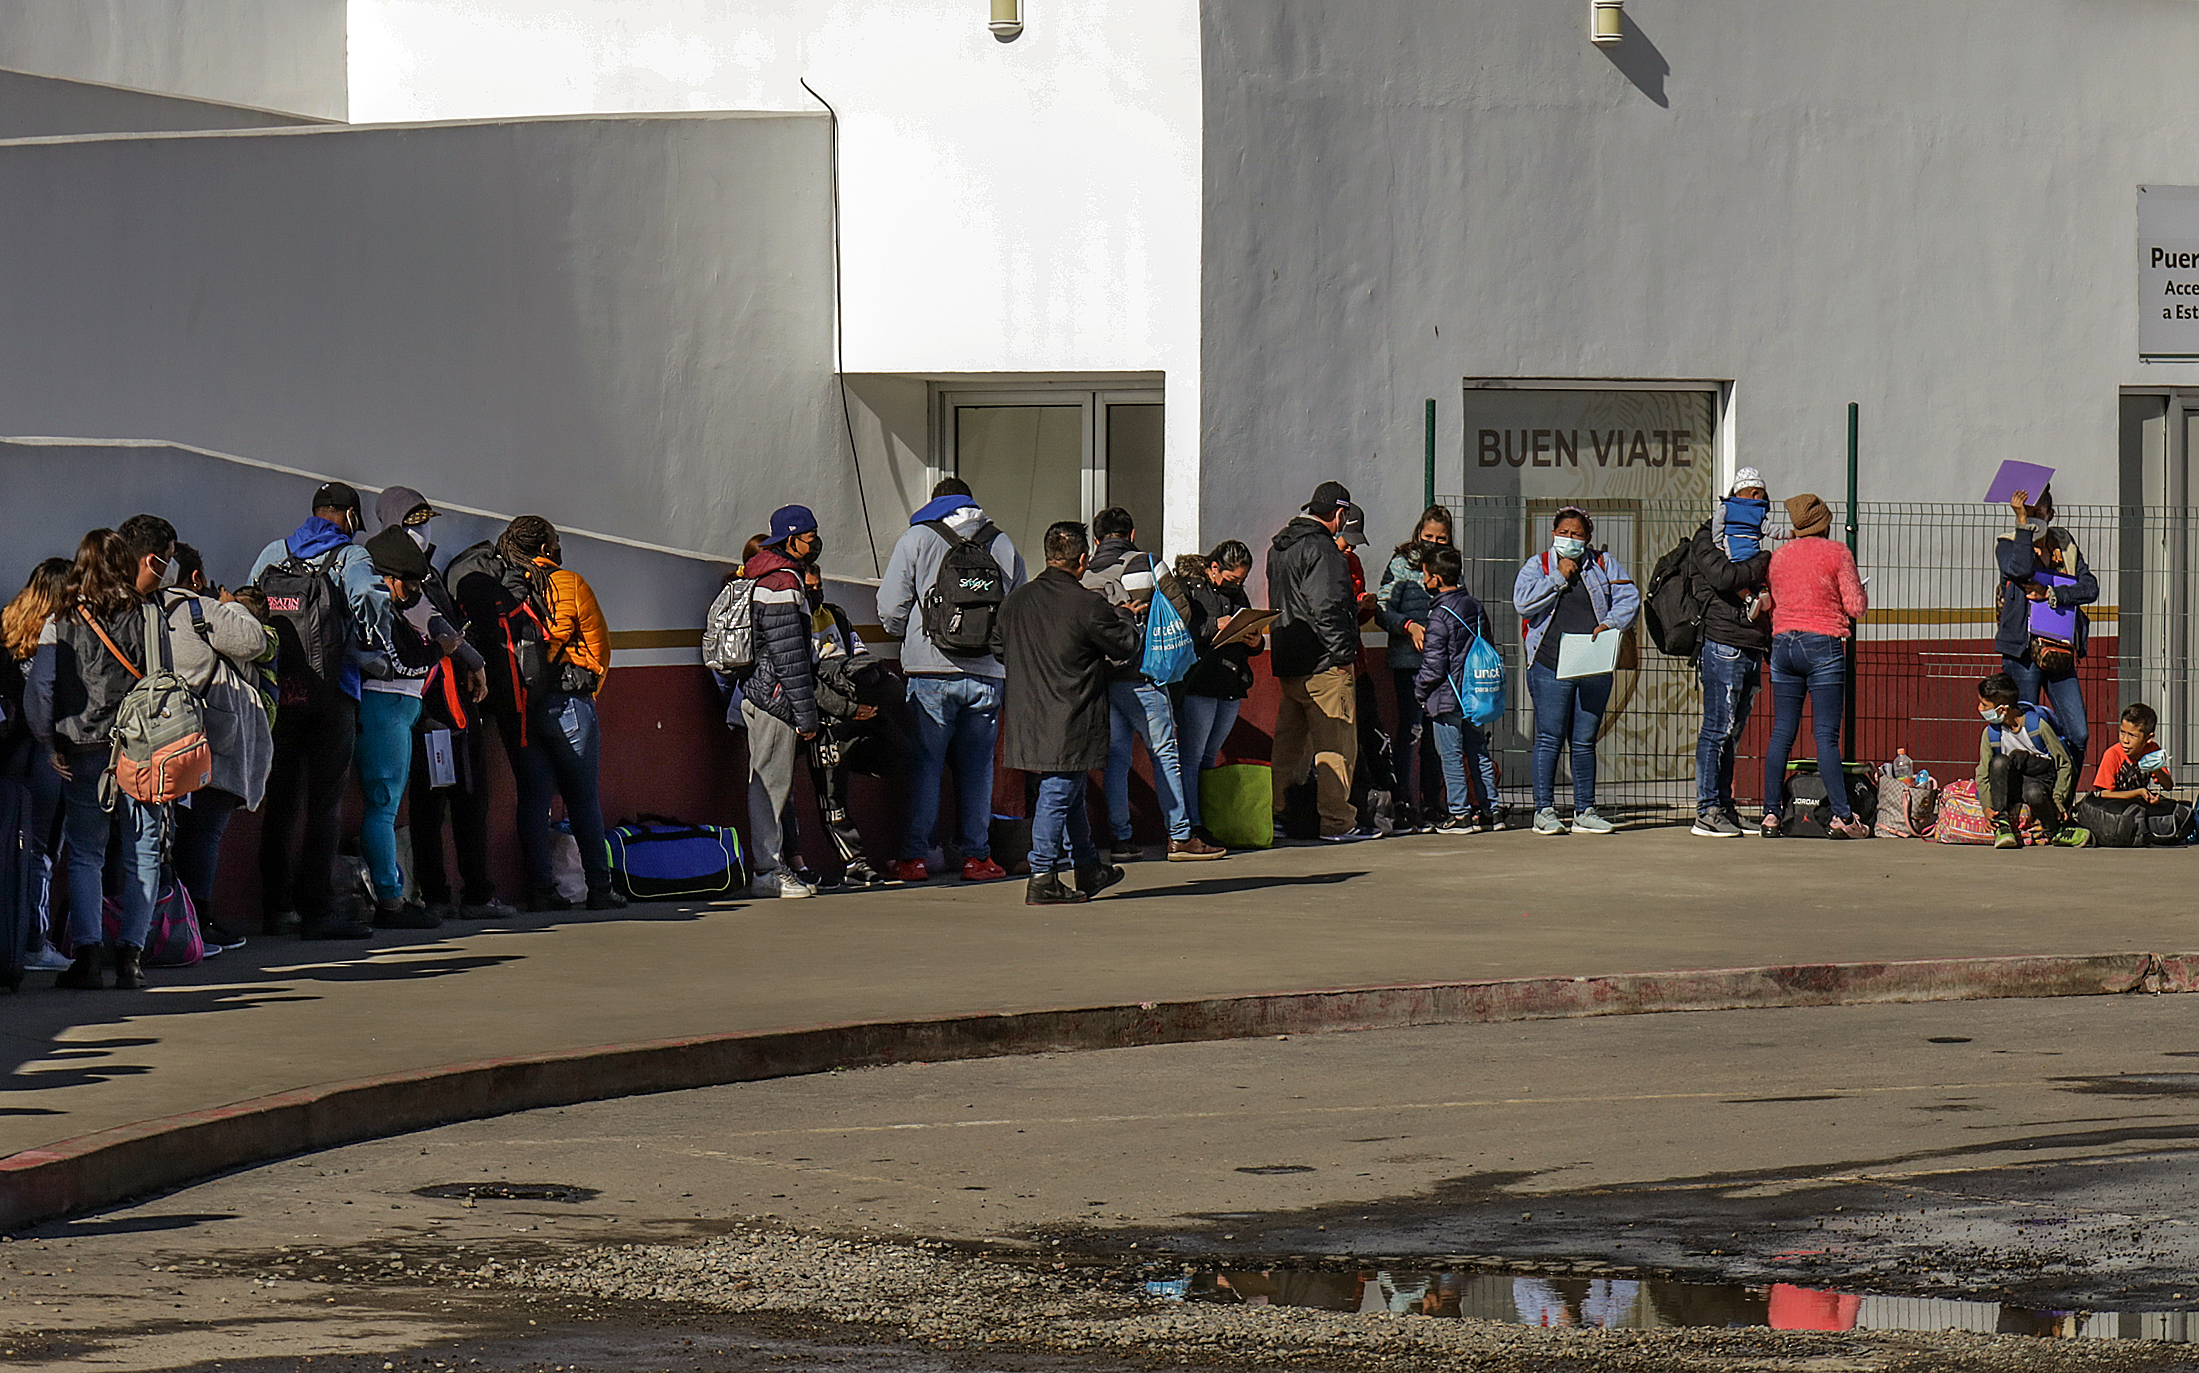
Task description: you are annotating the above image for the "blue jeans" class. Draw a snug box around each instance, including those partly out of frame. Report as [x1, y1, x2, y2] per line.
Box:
[1028, 772, 1100, 876]
[2003, 654, 2089, 771]
[1696, 640, 1763, 816]
[1527, 664, 1610, 812]
[499, 693, 611, 895]
[1765, 631, 1851, 820]
[1174, 694, 1242, 829]
[1428, 710, 1499, 817]
[1104, 678, 1189, 841]
[59, 759, 162, 949]
[358, 689, 425, 902]
[4, 737, 66, 950]
[173, 787, 242, 928]
[903, 675, 1001, 863]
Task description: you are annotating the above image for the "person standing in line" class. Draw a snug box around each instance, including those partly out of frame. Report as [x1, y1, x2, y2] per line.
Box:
[876, 477, 1025, 886]
[378, 488, 511, 922]
[1266, 481, 1364, 842]
[1172, 541, 1259, 847]
[1689, 470, 1775, 838]
[1086, 507, 1223, 862]
[1997, 486, 2098, 771]
[25, 520, 178, 989]
[1, 558, 75, 972]
[250, 482, 383, 939]
[162, 541, 279, 954]
[741, 505, 825, 899]
[1376, 506, 1453, 832]
[1413, 546, 1502, 833]
[356, 526, 492, 926]
[1514, 506, 1639, 836]
[1000, 521, 1141, 905]
[1760, 493, 1870, 839]
[801, 562, 892, 889]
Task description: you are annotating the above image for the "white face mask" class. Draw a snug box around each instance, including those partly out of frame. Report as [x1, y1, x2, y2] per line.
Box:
[1552, 535, 1588, 560]
[407, 521, 433, 552]
[155, 554, 179, 589]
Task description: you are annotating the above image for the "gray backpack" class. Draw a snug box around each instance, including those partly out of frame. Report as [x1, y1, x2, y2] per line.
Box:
[703, 577, 757, 674]
[82, 601, 212, 806]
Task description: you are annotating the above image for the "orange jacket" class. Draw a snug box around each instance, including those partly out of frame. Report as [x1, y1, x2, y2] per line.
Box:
[533, 558, 611, 682]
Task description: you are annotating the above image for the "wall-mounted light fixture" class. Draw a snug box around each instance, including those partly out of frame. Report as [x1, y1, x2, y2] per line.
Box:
[1591, 0, 1623, 45]
[990, 0, 1024, 42]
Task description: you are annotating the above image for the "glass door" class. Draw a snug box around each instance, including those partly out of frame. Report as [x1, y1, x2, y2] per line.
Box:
[940, 388, 1164, 563]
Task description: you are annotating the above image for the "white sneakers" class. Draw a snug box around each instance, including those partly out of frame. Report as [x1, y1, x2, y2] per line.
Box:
[752, 871, 816, 900]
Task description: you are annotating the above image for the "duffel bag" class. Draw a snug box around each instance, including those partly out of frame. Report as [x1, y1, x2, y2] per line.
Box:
[1933, 779, 1997, 845]
[2076, 796, 2194, 848]
[1781, 764, 1879, 839]
[94, 880, 204, 967]
[608, 816, 745, 901]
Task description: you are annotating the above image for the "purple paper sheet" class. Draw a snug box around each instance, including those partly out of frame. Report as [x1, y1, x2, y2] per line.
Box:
[1986, 460, 2056, 506]
[2028, 571, 2078, 642]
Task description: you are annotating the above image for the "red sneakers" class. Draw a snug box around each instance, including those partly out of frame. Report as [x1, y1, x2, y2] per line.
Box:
[890, 859, 929, 885]
[961, 857, 1009, 883]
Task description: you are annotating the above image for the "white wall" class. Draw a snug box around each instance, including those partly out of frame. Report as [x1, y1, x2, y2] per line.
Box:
[0, 67, 316, 138]
[0, 0, 345, 118]
[348, 0, 1208, 551]
[0, 114, 851, 572]
[1201, 0, 2199, 570]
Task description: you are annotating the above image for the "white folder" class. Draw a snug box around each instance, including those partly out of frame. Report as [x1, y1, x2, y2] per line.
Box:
[1555, 629, 1624, 680]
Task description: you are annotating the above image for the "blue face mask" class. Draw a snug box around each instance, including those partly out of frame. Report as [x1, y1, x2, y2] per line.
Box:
[1552, 535, 1588, 560]
[2141, 748, 2169, 772]
[1979, 703, 2004, 723]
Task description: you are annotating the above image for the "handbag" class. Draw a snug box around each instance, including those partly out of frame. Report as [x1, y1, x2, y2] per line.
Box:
[1933, 778, 1998, 845]
[1875, 772, 1938, 840]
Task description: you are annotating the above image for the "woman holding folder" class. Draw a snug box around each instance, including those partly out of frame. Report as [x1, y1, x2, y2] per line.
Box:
[1760, 494, 1870, 839]
[1514, 507, 1639, 836]
[1997, 486, 2097, 770]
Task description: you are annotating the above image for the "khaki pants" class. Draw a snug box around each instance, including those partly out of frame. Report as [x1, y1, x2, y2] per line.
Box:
[1271, 666, 1359, 836]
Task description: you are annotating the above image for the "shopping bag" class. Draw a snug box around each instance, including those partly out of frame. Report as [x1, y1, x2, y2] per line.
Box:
[1141, 589, 1196, 686]
[1200, 762, 1274, 850]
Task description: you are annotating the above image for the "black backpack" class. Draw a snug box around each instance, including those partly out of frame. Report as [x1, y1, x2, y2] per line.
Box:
[255, 550, 348, 684]
[1782, 767, 1880, 838]
[919, 520, 1008, 658]
[1645, 523, 1713, 659]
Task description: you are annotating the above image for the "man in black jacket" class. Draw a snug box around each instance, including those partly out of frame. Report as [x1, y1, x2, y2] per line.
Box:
[1265, 480, 1362, 840]
[1690, 469, 1775, 838]
[1001, 521, 1141, 905]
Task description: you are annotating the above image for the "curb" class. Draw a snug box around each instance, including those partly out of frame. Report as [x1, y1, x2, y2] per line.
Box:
[3, 950, 2189, 1232]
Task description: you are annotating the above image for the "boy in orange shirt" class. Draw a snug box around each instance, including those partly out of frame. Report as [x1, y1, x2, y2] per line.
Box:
[2077, 702, 2185, 846]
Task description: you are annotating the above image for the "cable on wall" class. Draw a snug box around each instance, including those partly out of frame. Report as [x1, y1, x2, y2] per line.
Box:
[801, 77, 882, 576]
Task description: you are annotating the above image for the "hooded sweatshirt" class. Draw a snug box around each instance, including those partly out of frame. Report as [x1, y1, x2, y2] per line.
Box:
[877, 496, 1029, 679]
[250, 515, 388, 700]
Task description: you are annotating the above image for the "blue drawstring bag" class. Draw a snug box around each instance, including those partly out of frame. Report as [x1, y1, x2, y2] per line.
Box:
[1444, 606, 1507, 727]
[1142, 588, 1196, 685]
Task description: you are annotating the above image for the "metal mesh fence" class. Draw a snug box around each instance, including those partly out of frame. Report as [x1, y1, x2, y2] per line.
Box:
[1428, 495, 2171, 821]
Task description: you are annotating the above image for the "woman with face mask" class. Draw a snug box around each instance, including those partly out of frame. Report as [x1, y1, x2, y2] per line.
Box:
[1512, 507, 1639, 836]
[1376, 506, 1454, 832]
[1172, 540, 1260, 846]
[1759, 494, 1870, 838]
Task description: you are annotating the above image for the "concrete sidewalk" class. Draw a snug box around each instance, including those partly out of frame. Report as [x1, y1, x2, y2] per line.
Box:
[5, 826, 2199, 1220]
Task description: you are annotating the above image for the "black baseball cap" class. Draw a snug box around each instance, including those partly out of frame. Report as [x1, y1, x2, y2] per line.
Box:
[312, 481, 362, 515]
[1303, 480, 1352, 516]
[364, 525, 432, 580]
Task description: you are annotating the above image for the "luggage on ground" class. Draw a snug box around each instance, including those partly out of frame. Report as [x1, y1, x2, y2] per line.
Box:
[0, 775, 35, 992]
[1200, 762, 1275, 851]
[607, 816, 746, 900]
[1875, 772, 1938, 840]
[99, 879, 204, 968]
[1781, 763, 1879, 838]
[1933, 778, 1997, 845]
[2076, 795, 2195, 848]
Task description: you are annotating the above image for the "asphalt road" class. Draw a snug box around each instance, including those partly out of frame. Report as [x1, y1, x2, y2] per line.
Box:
[14, 994, 2199, 1370]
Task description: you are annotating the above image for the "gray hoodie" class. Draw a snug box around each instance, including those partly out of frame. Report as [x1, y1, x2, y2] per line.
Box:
[877, 503, 1029, 679]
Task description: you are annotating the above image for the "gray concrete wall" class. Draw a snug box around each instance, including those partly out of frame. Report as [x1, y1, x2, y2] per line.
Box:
[1200, 0, 2199, 572]
[0, 0, 345, 118]
[0, 66, 316, 138]
[0, 113, 847, 575]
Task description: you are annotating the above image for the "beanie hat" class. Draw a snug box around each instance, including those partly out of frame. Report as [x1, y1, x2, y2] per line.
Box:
[1729, 467, 1766, 497]
[1785, 493, 1833, 538]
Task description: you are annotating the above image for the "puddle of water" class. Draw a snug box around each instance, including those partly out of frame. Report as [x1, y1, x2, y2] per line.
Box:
[1156, 1270, 2199, 1342]
[412, 1182, 601, 1203]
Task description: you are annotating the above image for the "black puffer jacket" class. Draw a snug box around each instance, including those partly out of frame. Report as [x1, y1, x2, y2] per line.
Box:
[1179, 571, 1256, 701]
[1688, 521, 1774, 655]
[28, 600, 152, 755]
[1266, 517, 1357, 678]
[741, 546, 819, 734]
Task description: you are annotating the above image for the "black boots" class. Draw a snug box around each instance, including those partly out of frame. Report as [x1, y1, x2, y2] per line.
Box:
[1024, 873, 1089, 906]
[1075, 863, 1127, 898]
[55, 946, 103, 990]
[585, 887, 629, 911]
[373, 899, 443, 930]
[111, 945, 145, 990]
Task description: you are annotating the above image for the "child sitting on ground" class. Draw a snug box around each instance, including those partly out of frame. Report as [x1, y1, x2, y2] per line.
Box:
[1412, 547, 1502, 833]
[2076, 702, 2184, 845]
[1976, 671, 2086, 848]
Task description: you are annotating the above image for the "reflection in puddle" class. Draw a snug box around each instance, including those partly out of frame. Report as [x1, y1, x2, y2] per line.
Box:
[1154, 1271, 2199, 1342]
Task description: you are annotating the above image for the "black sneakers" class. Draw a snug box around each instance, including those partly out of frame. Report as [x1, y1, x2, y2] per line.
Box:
[1025, 873, 1089, 905]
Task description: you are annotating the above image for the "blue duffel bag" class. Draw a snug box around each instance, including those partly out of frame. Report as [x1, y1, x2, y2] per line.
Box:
[607, 815, 746, 901]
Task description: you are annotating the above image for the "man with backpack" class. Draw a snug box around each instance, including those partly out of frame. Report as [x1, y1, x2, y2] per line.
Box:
[741, 505, 826, 899]
[249, 482, 386, 939]
[876, 478, 1027, 885]
[1083, 507, 1222, 862]
[1668, 470, 1776, 838]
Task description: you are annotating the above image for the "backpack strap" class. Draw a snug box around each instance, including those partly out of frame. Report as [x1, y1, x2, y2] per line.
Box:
[922, 518, 967, 549]
[79, 606, 147, 680]
[183, 598, 213, 642]
[144, 599, 174, 674]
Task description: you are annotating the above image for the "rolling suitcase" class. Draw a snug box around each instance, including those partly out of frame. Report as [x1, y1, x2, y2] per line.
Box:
[0, 775, 37, 992]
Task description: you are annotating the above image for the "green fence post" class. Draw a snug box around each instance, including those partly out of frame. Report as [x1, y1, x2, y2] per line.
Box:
[1424, 398, 1437, 510]
[1844, 401, 1860, 763]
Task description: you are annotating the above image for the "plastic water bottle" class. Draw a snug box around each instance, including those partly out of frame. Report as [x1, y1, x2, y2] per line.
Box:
[1894, 747, 1915, 779]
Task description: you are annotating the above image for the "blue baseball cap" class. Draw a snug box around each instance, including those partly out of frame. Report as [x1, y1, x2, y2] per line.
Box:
[768, 504, 819, 545]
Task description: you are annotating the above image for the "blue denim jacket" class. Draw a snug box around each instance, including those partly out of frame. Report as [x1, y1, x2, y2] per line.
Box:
[1514, 549, 1640, 666]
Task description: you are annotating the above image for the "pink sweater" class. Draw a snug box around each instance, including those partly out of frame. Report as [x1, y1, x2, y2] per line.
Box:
[1767, 536, 1867, 638]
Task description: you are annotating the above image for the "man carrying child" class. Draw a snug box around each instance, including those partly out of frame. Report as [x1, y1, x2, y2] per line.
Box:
[1976, 672, 2088, 849]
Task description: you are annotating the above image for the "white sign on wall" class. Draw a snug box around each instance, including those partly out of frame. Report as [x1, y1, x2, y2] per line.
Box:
[2139, 186, 2199, 361]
